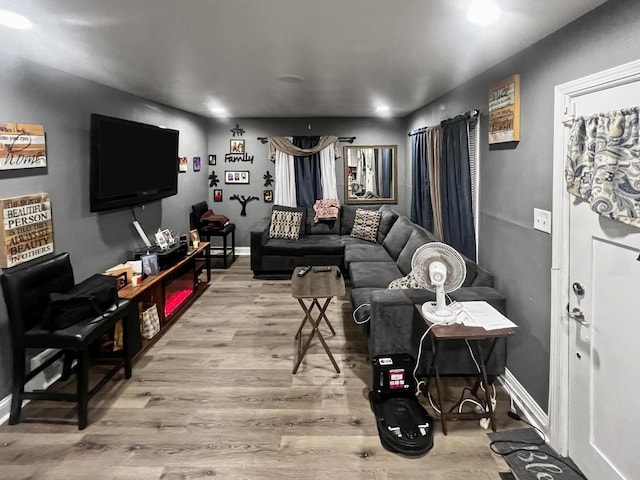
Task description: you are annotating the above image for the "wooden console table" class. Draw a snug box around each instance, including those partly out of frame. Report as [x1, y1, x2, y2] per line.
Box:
[118, 242, 210, 355]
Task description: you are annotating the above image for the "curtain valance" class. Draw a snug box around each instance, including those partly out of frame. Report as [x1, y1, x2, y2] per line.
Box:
[268, 136, 340, 161]
[565, 106, 640, 228]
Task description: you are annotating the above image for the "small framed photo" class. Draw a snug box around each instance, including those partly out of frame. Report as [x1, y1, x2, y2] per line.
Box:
[162, 228, 175, 245]
[189, 229, 200, 248]
[193, 156, 201, 172]
[213, 189, 223, 202]
[115, 272, 127, 290]
[208, 154, 216, 166]
[263, 190, 273, 203]
[155, 231, 168, 250]
[141, 253, 159, 276]
[225, 170, 250, 184]
[179, 156, 188, 172]
[230, 139, 245, 154]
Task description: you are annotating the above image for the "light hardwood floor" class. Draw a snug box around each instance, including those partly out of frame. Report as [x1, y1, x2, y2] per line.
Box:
[0, 257, 518, 479]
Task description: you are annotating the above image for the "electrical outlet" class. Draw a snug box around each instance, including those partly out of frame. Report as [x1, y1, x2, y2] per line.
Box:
[533, 208, 551, 234]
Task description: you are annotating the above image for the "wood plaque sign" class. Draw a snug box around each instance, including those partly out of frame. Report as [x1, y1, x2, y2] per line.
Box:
[0, 193, 54, 268]
[488, 74, 520, 144]
[0, 122, 47, 170]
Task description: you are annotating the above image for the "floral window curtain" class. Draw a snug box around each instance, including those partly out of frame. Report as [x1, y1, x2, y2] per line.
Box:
[565, 107, 640, 228]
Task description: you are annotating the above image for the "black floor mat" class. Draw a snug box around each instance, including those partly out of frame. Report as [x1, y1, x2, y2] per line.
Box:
[488, 428, 585, 480]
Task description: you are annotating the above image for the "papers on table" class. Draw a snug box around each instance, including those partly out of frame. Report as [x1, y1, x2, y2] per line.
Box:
[455, 301, 518, 330]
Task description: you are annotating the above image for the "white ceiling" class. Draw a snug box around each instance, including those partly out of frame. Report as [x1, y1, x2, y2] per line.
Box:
[0, 0, 608, 118]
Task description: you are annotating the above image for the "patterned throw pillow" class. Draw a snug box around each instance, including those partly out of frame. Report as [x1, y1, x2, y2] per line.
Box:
[269, 210, 303, 240]
[388, 272, 423, 289]
[351, 208, 381, 242]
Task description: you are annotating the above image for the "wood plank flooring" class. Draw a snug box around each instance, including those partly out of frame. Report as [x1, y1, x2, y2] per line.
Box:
[0, 257, 518, 479]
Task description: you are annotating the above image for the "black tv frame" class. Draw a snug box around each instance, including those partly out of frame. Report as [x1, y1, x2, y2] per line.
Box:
[89, 114, 179, 212]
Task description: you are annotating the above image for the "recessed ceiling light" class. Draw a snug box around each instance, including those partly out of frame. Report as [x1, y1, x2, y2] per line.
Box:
[467, 0, 501, 27]
[0, 9, 33, 30]
[375, 105, 392, 116]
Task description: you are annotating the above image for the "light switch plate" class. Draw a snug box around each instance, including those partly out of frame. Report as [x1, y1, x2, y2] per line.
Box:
[533, 208, 551, 233]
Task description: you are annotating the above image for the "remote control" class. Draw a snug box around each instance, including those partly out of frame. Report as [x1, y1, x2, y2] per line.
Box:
[297, 266, 312, 277]
[313, 266, 332, 273]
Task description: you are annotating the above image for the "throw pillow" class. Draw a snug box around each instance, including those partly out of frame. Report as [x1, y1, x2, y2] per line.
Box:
[351, 208, 381, 242]
[388, 272, 423, 289]
[269, 209, 303, 240]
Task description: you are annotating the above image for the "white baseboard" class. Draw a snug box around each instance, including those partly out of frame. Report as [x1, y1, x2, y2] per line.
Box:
[499, 368, 549, 439]
[236, 247, 250, 256]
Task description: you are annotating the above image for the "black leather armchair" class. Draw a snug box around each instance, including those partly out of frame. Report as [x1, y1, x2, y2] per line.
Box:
[0, 252, 137, 429]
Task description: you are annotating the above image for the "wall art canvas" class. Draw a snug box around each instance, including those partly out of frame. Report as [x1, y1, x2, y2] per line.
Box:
[489, 74, 520, 144]
[193, 156, 201, 171]
[0, 123, 47, 170]
[213, 189, 223, 202]
[263, 190, 273, 203]
[208, 154, 216, 165]
[179, 156, 188, 172]
[0, 193, 54, 268]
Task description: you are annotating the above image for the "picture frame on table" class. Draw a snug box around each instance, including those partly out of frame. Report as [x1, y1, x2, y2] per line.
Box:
[155, 231, 169, 250]
[225, 170, 250, 184]
[141, 253, 159, 276]
[189, 229, 200, 248]
[161, 228, 175, 246]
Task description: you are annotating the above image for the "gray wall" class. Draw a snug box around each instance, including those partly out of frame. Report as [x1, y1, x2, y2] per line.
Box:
[207, 117, 407, 247]
[405, 0, 640, 412]
[0, 52, 209, 399]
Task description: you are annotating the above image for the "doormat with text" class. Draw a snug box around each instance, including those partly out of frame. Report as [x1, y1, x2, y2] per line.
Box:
[488, 428, 585, 480]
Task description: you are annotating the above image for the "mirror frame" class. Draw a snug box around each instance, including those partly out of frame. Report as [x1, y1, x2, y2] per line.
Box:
[343, 145, 398, 204]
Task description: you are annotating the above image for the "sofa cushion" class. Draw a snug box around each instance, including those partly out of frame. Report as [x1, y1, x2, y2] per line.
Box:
[262, 234, 344, 256]
[305, 205, 340, 235]
[269, 209, 303, 240]
[377, 206, 400, 243]
[349, 261, 403, 289]
[343, 241, 394, 267]
[351, 208, 381, 242]
[381, 216, 415, 260]
[396, 228, 438, 275]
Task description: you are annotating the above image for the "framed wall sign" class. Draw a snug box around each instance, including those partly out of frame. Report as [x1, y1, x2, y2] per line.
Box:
[489, 74, 521, 144]
[0, 123, 47, 170]
[0, 193, 54, 268]
[225, 170, 249, 184]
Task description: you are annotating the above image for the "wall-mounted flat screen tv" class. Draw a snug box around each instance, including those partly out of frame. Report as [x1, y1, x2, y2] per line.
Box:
[90, 114, 179, 212]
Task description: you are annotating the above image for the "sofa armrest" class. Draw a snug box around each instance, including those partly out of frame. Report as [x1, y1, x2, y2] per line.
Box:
[250, 217, 271, 272]
[367, 287, 507, 376]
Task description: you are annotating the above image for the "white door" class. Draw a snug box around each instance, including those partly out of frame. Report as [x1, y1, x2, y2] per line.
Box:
[566, 82, 640, 480]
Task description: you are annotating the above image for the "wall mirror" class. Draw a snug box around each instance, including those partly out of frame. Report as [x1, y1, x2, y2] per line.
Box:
[344, 145, 397, 204]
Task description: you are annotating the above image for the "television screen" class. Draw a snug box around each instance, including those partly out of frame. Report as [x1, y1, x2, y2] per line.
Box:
[90, 114, 179, 212]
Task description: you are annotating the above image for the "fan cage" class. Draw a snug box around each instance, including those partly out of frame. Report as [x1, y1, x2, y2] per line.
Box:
[410, 242, 466, 292]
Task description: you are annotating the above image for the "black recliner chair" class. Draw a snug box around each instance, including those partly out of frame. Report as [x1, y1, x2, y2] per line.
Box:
[0, 252, 137, 429]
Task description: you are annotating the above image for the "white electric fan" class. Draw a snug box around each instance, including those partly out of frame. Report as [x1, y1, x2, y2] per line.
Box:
[411, 242, 467, 325]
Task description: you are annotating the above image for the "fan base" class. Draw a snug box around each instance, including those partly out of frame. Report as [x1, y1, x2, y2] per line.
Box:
[421, 302, 458, 325]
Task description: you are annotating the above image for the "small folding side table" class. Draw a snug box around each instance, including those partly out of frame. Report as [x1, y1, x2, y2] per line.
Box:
[291, 266, 345, 374]
[415, 304, 515, 435]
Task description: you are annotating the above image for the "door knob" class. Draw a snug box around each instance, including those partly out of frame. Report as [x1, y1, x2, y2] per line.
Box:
[569, 308, 589, 327]
[572, 282, 585, 296]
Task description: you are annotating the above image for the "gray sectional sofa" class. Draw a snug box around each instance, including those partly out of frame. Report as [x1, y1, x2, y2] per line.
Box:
[250, 204, 508, 376]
